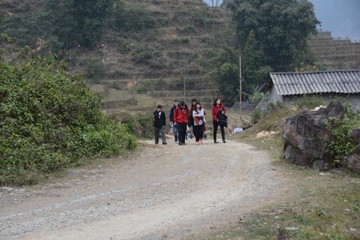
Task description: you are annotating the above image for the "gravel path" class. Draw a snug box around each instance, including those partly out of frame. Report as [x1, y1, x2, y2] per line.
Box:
[0, 139, 289, 239]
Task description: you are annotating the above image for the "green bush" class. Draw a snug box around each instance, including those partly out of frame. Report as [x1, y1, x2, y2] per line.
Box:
[82, 58, 107, 83]
[116, 37, 131, 54]
[327, 112, 360, 166]
[251, 109, 261, 124]
[0, 53, 136, 185]
[170, 37, 190, 45]
[0, 13, 45, 48]
[132, 79, 167, 93]
[297, 95, 325, 109]
[110, 113, 154, 139]
[112, 2, 155, 31]
[132, 47, 166, 69]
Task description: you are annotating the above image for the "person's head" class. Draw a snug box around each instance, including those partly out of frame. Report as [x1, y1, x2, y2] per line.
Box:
[192, 99, 197, 106]
[213, 98, 221, 106]
[180, 101, 187, 109]
[174, 99, 179, 107]
[196, 102, 202, 109]
[157, 104, 162, 111]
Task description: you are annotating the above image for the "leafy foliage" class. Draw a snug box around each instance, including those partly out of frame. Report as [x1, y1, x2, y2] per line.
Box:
[0, 12, 48, 48]
[0, 53, 136, 185]
[327, 112, 360, 166]
[296, 95, 325, 109]
[112, 1, 156, 31]
[227, 0, 319, 71]
[82, 58, 107, 84]
[47, 0, 113, 48]
[201, 46, 239, 104]
[110, 113, 154, 139]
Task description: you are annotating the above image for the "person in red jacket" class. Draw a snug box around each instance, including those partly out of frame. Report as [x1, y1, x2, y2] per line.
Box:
[174, 101, 189, 145]
[211, 98, 227, 143]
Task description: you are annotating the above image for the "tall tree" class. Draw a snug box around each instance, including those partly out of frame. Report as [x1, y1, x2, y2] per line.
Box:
[226, 0, 319, 72]
[202, 46, 239, 105]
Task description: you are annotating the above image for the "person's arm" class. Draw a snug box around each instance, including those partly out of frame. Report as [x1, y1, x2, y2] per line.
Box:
[193, 109, 204, 118]
[173, 108, 178, 125]
[169, 108, 173, 122]
[212, 107, 218, 122]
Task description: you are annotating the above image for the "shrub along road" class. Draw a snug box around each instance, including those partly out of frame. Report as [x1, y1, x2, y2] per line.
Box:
[0, 139, 291, 239]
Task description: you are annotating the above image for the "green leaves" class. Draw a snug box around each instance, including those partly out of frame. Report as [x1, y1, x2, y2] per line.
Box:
[227, 0, 319, 72]
[202, 47, 239, 104]
[0, 54, 136, 185]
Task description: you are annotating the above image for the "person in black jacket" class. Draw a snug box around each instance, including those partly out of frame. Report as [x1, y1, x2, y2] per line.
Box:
[153, 105, 167, 145]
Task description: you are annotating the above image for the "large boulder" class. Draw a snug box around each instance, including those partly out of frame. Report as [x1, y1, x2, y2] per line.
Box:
[341, 128, 360, 173]
[283, 101, 345, 170]
[348, 128, 360, 145]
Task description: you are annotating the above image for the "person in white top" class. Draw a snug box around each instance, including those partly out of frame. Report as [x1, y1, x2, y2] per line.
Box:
[192, 102, 205, 144]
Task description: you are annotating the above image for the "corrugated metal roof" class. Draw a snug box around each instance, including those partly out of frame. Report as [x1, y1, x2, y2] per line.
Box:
[270, 70, 360, 96]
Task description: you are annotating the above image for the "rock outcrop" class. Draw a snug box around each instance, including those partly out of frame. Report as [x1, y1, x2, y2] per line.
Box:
[341, 128, 360, 173]
[283, 101, 345, 170]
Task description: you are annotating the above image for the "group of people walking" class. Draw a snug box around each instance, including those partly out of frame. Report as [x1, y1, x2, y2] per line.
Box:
[153, 98, 227, 145]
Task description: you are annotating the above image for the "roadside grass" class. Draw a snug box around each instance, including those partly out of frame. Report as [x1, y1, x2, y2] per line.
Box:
[202, 107, 360, 240]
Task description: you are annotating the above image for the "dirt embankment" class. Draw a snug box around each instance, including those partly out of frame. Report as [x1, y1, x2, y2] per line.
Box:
[0, 140, 291, 240]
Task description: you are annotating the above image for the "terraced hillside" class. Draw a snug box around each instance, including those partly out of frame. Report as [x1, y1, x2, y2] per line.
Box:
[0, 0, 232, 112]
[74, 0, 233, 111]
[308, 31, 360, 70]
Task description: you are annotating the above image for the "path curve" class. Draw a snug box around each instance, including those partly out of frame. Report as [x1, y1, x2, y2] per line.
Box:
[0, 140, 288, 239]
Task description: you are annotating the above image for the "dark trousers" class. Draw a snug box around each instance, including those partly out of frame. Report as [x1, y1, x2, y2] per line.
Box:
[193, 125, 204, 142]
[154, 126, 166, 144]
[177, 123, 187, 143]
[213, 122, 225, 142]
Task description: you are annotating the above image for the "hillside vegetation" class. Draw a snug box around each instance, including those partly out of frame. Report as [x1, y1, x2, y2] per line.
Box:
[0, 52, 136, 185]
[0, 0, 233, 110]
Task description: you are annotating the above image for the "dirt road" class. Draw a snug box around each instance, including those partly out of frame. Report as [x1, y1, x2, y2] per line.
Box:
[0, 139, 290, 239]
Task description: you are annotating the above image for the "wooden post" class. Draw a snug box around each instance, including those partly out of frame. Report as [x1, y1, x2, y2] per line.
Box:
[239, 54, 242, 126]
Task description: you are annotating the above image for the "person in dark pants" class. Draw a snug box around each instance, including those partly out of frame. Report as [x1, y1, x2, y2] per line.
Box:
[174, 101, 189, 145]
[192, 102, 205, 144]
[169, 100, 179, 142]
[153, 105, 167, 145]
[211, 98, 227, 143]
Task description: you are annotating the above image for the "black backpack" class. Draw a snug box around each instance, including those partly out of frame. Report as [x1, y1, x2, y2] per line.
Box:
[217, 110, 228, 127]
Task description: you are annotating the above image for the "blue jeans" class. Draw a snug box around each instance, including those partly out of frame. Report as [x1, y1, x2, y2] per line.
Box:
[171, 123, 178, 141]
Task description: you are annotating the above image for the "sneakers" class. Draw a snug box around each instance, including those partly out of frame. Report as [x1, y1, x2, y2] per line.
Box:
[162, 142, 167, 145]
[199, 139, 204, 144]
[222, 140, 226, 143]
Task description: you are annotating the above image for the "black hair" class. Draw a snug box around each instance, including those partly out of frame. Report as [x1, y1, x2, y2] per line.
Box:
[195, 102, 202, 110]
[213, 98, 221, 106]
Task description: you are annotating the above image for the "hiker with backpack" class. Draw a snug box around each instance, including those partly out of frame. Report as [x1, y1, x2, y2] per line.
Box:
[174, 101, 189, 145]
[153, 104, 167, 145]
[212, 98, 227, 143]
[192, 101, 205, 144]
